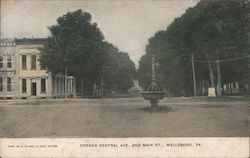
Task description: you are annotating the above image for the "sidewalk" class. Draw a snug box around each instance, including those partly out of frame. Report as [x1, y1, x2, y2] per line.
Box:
[0, 95, 248, 106]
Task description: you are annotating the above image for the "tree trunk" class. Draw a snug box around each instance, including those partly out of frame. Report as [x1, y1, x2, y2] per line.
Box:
[81, 77, 84, 97]
[93, 83, 96, 97]
[100, 77, 104, 98]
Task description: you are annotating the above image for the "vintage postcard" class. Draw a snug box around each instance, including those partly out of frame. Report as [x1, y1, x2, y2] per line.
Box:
[0, 0, 249, 157]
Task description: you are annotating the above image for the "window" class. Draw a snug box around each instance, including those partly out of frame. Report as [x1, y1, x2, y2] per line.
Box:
[40, 60, 45, 70]
[31, 55, 36, 70]
[0, 56, 3, 68]
[7, 55, 12, 68]
[22, 79, 27, 93]
[22, 55, 27, 70]
[41, 78, 46, 93]
[0, 77, 3, 92]
[7, 77, 11, 92]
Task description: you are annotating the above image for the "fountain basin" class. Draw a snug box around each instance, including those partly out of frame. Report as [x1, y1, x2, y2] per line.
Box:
[141, 91, 165, 101]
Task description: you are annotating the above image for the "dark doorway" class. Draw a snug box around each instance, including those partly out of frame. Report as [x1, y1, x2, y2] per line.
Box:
[31, 82, 37, 96]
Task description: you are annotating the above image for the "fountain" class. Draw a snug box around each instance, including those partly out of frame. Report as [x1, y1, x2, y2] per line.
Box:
[141, 54, 165, 109]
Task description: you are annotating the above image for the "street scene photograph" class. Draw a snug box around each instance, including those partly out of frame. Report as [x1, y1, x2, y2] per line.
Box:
[0, 0, 249, 138]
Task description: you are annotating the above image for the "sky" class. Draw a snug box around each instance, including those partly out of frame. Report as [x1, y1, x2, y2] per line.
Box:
[1, 0, 199, 66]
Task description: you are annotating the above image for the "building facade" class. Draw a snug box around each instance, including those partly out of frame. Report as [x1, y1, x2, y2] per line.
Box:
[0, 39, 18, 99]
[0, 38, 76, 99]
[15, 38, 53, 99]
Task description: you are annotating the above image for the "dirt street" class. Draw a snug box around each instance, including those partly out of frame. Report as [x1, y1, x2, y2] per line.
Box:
[0, 97, 248, 137]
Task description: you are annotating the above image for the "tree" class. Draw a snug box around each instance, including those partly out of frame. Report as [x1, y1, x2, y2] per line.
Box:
[41, 9, 135, 96]
[138, 0, 249, 96]
[41, 9, 103, 75]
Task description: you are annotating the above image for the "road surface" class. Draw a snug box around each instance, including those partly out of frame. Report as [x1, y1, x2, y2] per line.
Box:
[0, 97, 248, 137]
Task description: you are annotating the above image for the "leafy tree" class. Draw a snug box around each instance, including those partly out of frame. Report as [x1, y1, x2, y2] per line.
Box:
[138, 0, 249, 96]
[41, 9, 135, 96]
[41, 9, 103, 75]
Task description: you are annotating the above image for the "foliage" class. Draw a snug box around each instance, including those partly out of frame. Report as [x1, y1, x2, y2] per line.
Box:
[41, 9, 135, 95]
[138, 0, 249, 96]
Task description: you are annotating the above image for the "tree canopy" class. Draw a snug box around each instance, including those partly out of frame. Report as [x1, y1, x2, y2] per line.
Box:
[41, 9, 135, 96]
[138, 0, 249, 96]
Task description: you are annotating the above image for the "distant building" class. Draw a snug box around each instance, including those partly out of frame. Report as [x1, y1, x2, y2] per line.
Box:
[0, 39, 18, 99]
[0, 38, 76, 99]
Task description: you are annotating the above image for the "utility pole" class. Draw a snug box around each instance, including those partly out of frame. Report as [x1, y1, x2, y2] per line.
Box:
[247, 13, 250, 98]
[216, 51, 222, 96]
[191, 54, 197, 96]
[206, 54, 215, 88]
[248, 51, 250, 98]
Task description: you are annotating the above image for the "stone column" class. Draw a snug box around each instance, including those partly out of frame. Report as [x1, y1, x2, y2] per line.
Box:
[73, 78, 76, 98]
[54, 77, 57, 96]
[59, 77, 61, 96]
[62, 77, 64, 95]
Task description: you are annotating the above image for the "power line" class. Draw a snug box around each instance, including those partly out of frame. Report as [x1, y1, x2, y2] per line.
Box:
[219, 56, 250, 62]
[184, 55, 250, 63]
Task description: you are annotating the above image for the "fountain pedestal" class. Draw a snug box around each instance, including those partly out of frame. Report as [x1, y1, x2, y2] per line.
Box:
[150, 99, 158, 108]
[141, 54, 165, 109]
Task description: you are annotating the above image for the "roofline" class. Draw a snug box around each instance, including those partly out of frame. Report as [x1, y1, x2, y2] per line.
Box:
[14, 38, 47, 45]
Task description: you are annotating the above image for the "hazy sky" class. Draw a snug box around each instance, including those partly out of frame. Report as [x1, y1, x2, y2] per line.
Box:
[1, 0, 199, 65]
